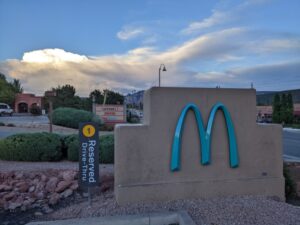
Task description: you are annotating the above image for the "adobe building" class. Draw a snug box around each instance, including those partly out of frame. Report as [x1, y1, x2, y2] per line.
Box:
[14, 93, 43, 113]
[257, 104, 300, 122]
[115, 87, 284, 204]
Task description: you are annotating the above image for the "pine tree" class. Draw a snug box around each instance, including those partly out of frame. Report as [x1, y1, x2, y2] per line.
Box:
[272, 94, 281, 123]
[280, 94, 288, 123]
[286, 93, 294, 124]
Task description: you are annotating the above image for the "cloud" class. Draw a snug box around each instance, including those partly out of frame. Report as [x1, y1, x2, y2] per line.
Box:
[22, 48, 88, 63]
[181, 0, 270, 35]
[0, 27, 299, 96]
[182, 10, 231, 35]
[194, 61, 300, 90]
[117, 26, 145, 40]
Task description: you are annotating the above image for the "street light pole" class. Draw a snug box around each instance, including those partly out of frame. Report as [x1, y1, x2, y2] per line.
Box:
[158, 64, 167, 87]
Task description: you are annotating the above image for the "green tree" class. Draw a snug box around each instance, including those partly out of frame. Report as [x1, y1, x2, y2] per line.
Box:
[89, 89, 124, 105]
[0, 73, 17, 106]
[104, 89, 124, 104]
[52, 84, 79, 109]
[286, 93, 294, 124]
[10, 79, 23, 93]
[272, 94, 281, 123]
[280, 94, 288, 123]
[90, 89, 104, 104]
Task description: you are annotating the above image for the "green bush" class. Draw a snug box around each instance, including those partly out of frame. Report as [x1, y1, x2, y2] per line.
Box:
[283, 164, 297, 198]
[65, 134, 114, 163]
[99, 135, 114, 163]
[0, 133, 62, 161]
[0, 122, 5, 126]
[52, 107, 101, 129]
[30, 105, 42, 115]
[64, 134, 79, 161]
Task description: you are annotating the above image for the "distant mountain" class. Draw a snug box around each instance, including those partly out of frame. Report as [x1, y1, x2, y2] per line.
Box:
[125, 90, 144, 107]
[125, 89, 300, 107]
[256, 89, 300, 105]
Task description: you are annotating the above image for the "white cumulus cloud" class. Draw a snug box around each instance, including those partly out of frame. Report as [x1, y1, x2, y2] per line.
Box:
[22, 48, 88, 63]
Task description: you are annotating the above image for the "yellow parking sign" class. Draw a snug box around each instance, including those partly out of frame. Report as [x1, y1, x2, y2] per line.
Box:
[82, 124, 96, 138]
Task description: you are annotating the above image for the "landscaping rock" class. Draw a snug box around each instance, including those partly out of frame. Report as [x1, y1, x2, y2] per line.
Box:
[35, 191, 45, 200]
[41, 174, 48, 182]
[61, 189, 73, 198]
[29, 186, 35, 193]
[3, 192, 16, 201]
[46, 177, 59, 193]
[55, 180, 72, 193]
[34, 211, 43, 216]
[0, 169, 83, 212]
[62, 170, 77, 182]
[8, 201, 22, 210]
[14, 172, 24, 180]
[0, 184, 12, 192]
[48, 193, 60, 205]
[42, 204, 54, 214]
[16, 182, 29, 192]
[69, 181, 79, 191]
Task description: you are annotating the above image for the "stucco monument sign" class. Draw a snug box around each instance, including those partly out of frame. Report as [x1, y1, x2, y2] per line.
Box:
[115, 87, 284, 204]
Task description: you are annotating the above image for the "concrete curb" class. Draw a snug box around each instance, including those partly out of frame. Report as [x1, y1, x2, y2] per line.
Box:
[26, 211, 196, 225]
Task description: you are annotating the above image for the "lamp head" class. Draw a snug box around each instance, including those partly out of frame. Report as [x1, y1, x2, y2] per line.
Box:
[162, 65, 167, 72]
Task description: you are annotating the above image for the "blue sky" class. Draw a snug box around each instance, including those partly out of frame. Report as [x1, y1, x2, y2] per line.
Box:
[0, 0, 299, 95]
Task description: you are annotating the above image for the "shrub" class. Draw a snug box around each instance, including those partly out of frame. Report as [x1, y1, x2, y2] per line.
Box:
[52, 107, 101, 129]
[283, 164, 297, 198]
[65, 134, 114, 163]
[0, 133, 62, 161]
[99, 135, 114, 163]
[30, 105, 42, 115]
[99, 124, 114, 131]
[0, 122, 5, 126]
[6, 123, 15, 127]
[64, 134, 79, 161]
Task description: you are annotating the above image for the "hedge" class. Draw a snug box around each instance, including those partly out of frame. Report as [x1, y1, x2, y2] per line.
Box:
[52, 107, 101, 129]
[64, 134, 114, 163]
[0, 133, 114, 164]
[0, 133, 62, 161]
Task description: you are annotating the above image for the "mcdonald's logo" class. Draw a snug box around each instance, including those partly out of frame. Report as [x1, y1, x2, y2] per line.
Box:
[171, 103, 239, 171]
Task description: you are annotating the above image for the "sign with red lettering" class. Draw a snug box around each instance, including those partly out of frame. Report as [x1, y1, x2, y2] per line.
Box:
[95, 105, 126, 123]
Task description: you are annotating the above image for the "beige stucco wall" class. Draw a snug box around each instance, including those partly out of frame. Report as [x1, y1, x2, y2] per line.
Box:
[115, 87, 284, 204]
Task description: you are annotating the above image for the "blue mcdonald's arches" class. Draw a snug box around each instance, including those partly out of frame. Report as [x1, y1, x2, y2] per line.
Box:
[171, 103, 239, 171]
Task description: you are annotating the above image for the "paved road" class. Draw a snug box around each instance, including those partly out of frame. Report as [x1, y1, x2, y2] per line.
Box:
[0, 114, 49, 126]
[283, 129, 300, 162]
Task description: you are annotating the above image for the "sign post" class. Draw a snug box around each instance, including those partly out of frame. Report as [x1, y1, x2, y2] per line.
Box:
[79, 122, 99, 206]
